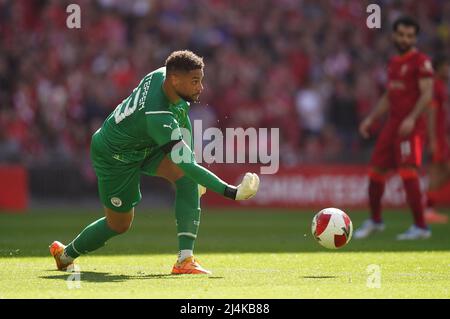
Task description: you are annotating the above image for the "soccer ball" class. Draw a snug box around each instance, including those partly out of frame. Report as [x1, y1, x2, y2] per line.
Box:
[311, 208, 353, 249]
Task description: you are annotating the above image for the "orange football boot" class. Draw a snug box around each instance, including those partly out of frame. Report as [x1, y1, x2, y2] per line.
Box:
[49, 241, 74, 271]
[425, 209, 449, 224]
[171, 256, 212, 275]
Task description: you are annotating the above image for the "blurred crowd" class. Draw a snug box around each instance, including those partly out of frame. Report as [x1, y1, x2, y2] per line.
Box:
[1, 0, 450, 177]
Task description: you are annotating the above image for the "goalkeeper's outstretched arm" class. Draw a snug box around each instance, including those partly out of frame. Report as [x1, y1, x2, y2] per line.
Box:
[162, 139, 259, 200]
[147, 113, 259, 200]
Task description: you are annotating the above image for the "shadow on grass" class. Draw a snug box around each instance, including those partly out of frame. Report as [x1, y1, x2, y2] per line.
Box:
[40, 271, 224, 283]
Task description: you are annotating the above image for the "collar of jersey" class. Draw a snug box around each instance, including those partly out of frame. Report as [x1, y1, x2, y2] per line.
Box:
[394, 48, 417, 63]
[159, 83, 190, 125]
[160, 83, 190, 113]
[168, 100, 190, 126]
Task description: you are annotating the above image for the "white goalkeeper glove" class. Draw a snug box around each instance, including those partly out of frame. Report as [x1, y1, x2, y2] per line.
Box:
[235, 172, 260, 200]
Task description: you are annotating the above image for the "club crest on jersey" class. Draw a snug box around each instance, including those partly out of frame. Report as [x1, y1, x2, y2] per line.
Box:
[423, 60, 433, 72]
[111, 197, 122, 207]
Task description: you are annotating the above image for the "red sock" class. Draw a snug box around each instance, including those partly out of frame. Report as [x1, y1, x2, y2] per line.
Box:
[426, 191, 437, 209]
[368, 171, 385, 223]
[400, 169, 427, 229]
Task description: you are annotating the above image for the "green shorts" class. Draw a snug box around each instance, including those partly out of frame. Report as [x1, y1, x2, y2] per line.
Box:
[90, 132, 166, 212]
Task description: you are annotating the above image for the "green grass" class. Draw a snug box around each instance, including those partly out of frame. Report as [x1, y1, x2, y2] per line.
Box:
[0, 208, 449, 298]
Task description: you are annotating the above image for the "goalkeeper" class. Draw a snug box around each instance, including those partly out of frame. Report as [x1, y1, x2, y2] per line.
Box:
[50, 50, 260, 275]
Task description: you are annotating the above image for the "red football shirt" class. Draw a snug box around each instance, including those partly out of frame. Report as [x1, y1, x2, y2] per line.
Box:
[387, 49, 434, 129]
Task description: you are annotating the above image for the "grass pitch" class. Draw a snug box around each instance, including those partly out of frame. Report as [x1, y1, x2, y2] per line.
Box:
[0, 208, 449, 298]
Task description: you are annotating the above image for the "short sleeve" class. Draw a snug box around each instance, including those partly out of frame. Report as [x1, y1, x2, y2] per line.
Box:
[146, 112, 183, 146]
[418, 55, 434, 78]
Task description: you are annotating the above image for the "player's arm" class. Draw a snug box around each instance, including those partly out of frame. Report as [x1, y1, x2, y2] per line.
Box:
[167, 139, 259, 200]
[408, 78, 434, 121]
[427, 99, 438, 153]
[359, 92, 389, 138]
[183, 117, 207, 197]
[147, 114, 259, 200]
[398, 78, 433, 137]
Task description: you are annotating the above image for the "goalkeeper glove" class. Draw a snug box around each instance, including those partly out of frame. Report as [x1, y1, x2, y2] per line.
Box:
[224, 172, 260, 200]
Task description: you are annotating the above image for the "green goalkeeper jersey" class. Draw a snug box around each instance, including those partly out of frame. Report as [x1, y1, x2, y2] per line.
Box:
[93, 67, 234, 199]
[98, 67, 189, 163]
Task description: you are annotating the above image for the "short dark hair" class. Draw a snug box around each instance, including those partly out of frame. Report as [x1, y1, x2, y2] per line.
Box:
[165, 50, 204, 73]
[393, 16, 420, 35]
[432, 53, 449, 71]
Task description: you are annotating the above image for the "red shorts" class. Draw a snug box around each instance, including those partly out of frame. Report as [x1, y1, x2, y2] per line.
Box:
[370, 120, 424, 169]
[432, 137, 450, 164]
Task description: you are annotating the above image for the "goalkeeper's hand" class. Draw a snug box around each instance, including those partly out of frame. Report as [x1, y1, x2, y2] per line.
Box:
[235, 172, 260, 200]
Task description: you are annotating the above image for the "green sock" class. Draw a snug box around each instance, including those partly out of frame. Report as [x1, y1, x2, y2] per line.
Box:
[65, 217, 120, 258]
[175, 176, 201, 251]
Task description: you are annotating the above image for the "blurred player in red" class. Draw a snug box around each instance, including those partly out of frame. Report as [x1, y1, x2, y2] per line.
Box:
[424, 54, 450, 224]
[355, 17, 434, 240]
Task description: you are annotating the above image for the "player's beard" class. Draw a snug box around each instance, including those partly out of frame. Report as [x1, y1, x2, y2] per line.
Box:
[394, 41, 413, 54]
[178, 92, 200, 103]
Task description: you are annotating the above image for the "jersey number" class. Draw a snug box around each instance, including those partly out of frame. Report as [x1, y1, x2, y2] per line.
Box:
[400, 141, 411, 157]
[114, 87, 142, 124]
